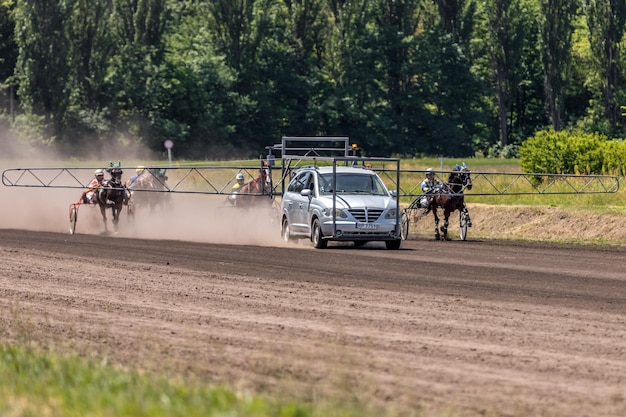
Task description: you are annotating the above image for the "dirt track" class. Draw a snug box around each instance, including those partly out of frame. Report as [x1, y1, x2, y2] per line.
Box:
[1, 222, 625, 417]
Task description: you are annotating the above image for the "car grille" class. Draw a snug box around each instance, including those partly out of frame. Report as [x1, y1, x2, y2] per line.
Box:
[348, 209, 383, 222]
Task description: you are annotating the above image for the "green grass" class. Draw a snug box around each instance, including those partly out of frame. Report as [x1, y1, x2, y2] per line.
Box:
[388, 157, 626, 210]
[0, 344, 392, 417]
[468, 192, 626, 210]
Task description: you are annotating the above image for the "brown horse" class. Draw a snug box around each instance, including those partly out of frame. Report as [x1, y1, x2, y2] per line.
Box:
[428, 164, 473, 241]
[96, 167, 129, 233]
[233, 170, 272, 209]
[227, 169, 273, 209]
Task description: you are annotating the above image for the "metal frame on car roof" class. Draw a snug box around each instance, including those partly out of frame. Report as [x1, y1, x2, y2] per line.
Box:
[268, 136, 401, 196]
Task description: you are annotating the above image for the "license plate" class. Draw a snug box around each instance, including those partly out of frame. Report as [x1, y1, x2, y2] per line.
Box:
[357, 222, 377, 230]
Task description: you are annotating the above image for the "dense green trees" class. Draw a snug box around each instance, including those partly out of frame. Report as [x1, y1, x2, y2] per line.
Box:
[583, 0, 626, 133]
[540, 0, 578, 131]
[14, 0, 70, 138]
[0, 2, 17, 109]
[1, 0, 626, 159]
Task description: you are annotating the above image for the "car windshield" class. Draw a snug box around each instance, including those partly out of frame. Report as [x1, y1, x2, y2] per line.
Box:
[319, 173, 388, 195]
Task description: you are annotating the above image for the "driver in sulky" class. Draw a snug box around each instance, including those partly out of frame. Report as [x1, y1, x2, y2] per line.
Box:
[81, 169, 106, 204]
[228, 173, 246, 205]
[419, 168, 442, 213]
[126, 166, 145, 187]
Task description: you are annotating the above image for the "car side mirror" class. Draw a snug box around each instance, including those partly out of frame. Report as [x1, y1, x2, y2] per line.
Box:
[390, 190, 397, 197]
[301, 189, 312, 198]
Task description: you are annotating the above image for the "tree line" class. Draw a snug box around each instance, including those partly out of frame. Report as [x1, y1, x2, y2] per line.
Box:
[0, 0, 625, 160]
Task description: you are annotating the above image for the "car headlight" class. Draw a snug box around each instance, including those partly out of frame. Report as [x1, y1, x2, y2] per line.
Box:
[385, 208, 397, 219]
[322, 208, 348, 218]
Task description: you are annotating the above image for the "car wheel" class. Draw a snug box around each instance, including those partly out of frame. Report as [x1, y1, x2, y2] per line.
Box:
[281, 217, 291, 242]
[311, 219, 327, 249]
[385, 239, 401, 250]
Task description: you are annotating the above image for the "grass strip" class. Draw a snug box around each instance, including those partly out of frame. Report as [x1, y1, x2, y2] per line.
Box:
[0, 344, 387, 417]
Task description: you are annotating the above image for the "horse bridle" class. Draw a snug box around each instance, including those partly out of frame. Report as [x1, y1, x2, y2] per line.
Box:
[441, 171, 471, 197]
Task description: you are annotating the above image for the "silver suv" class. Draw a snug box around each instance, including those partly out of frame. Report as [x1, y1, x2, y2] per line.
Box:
[280, 165, 401, 249]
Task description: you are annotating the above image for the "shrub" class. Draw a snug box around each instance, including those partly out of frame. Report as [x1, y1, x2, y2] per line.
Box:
[519, 129, 626, 174]
[602, 139, 626, 175]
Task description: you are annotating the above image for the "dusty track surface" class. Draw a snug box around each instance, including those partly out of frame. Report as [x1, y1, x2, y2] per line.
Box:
[1, 224, 625, 417]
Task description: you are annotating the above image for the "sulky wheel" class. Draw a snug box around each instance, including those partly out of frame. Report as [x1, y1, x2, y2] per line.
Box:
[400, 210, 410, 240]
[69, 205, 78, 235]
[459, 210, 468, 241]
[127, 199, 135, 217]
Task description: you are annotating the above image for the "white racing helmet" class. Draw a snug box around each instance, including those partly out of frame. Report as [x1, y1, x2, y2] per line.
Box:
[236, 173, 245, 180]
[94, 169, 104, 176]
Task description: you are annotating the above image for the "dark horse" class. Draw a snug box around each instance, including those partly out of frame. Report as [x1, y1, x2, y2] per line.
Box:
[428, 163, 473, 241]
[96, 167, 129, 233]
[127, 168, 171, 213]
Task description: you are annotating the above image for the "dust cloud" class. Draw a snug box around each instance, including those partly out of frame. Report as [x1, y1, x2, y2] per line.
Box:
[0, 155, 293, 248]
[0, 181, 291, 247]
[0, 122, 297, 247]
[119, 193, 288, 247]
